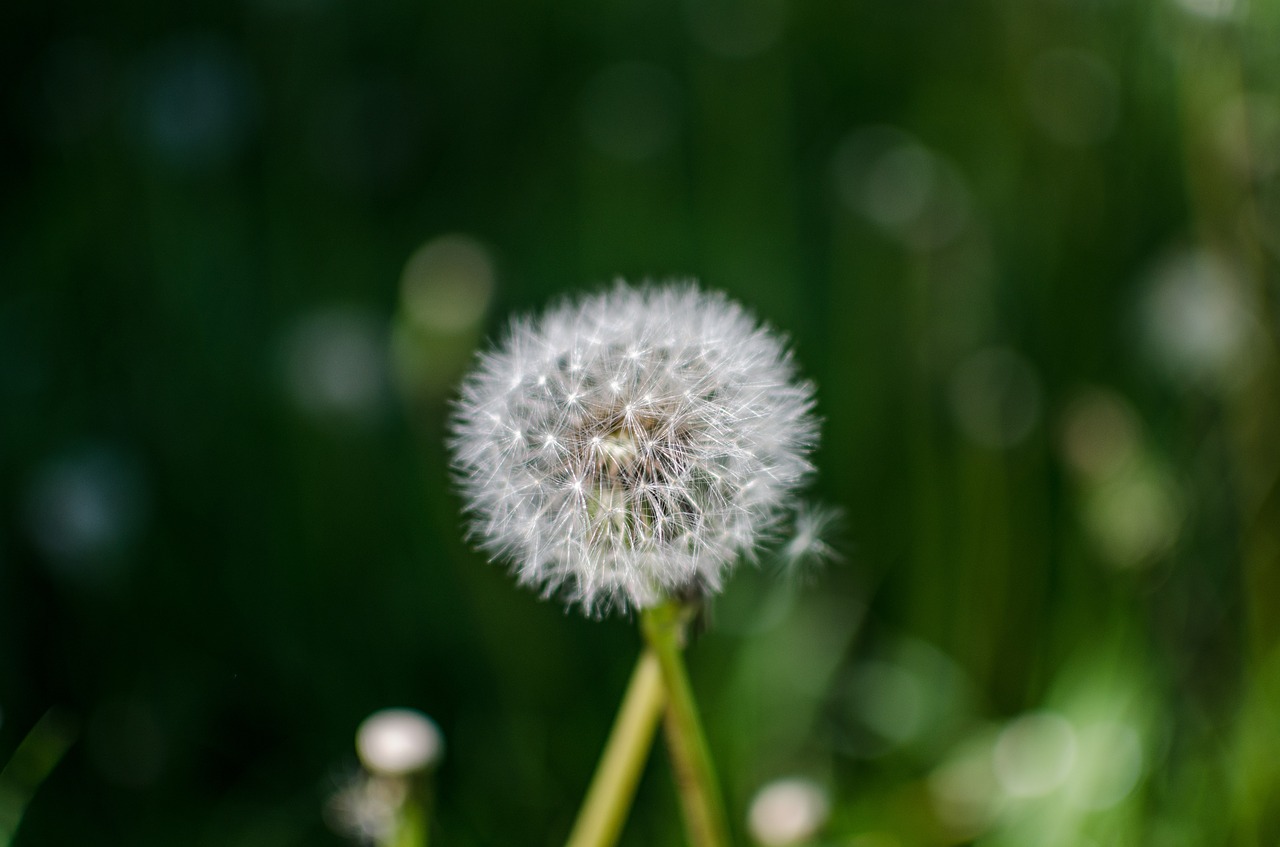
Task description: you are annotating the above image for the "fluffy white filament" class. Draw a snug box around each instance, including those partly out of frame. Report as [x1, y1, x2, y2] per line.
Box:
[449, 281, 818, 614]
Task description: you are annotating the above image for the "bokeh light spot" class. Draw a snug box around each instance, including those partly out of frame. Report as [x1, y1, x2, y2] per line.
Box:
[22, 445, 147, 583]
[279, 307, 387, 424]
[832, 127, 973, 250]
[1173, 0, 1240, 20]
[1059, 388, 1141, 480]
[928, 732, 1003, 838]
[993, 712, 1077, 798]
[126, 34, 257, 171]
[1084, 460, 1182, 567]
[947, 347, 1043, 449]
[1215, 93, 1280, 180]
[684, 0, 787, 58]
[850, 660, 925, 744]
[1025, 50, 1121, 147]
[580, 63, 681, 162]
[400, 234, 495, 334]
[1066, 721, 1143, 809]
[1140, 248, 1259, 390]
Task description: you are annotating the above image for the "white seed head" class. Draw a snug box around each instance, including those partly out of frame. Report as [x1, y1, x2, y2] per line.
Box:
[449, 280, 818, 614]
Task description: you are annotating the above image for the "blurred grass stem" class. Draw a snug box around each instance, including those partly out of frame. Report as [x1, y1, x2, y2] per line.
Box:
[565, 647, 667, 847]
[0, 709, 77, 847]
[640, 600, 730, 847]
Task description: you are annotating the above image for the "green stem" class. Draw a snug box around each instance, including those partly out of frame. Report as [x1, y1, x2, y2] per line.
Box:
[565, 647, 668, 847]
[640, 600, 731, 847]
[389, 790, 427, 847]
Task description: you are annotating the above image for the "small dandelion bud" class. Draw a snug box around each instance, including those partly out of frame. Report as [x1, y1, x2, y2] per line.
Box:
[355, 708, 444, 776]
[747, 777, 831, 846]
[449, 280, 818, 614]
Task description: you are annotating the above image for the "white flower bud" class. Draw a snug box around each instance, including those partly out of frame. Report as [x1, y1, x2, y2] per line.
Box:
[748, 777, 830, 846]
[355, 708, 444, 776]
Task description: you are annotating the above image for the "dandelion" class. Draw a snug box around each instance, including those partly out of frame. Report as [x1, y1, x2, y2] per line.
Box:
[450, 280, 818, 614]
[328, 709, 443, 847]
[451, 280, 821, 847]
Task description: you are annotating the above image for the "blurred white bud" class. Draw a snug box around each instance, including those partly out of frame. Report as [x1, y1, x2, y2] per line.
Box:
[356, 708, 444, 776]
[747, 777, 830, 846]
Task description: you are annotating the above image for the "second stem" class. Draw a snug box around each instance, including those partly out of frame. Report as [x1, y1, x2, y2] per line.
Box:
[640, 600, 731, 847]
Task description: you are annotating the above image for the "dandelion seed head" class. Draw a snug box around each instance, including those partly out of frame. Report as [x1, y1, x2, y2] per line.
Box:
[450, 281, 818, 614]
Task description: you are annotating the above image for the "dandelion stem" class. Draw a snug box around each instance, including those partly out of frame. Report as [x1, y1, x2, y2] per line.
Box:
[565, 647, 667, 847]
[640, 600, 731, 847]
[389, 792, 427, 847]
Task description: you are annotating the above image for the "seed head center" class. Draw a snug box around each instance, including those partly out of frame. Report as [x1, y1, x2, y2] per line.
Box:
[598, 428, 640, 479]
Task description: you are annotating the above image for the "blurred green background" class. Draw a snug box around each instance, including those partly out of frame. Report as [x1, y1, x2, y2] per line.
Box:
[3, 0, 1280, 844]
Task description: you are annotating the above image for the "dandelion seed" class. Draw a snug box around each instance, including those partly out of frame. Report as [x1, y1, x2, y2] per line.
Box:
[449, 281, 818, 614]
[780, 502, 842, 578]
